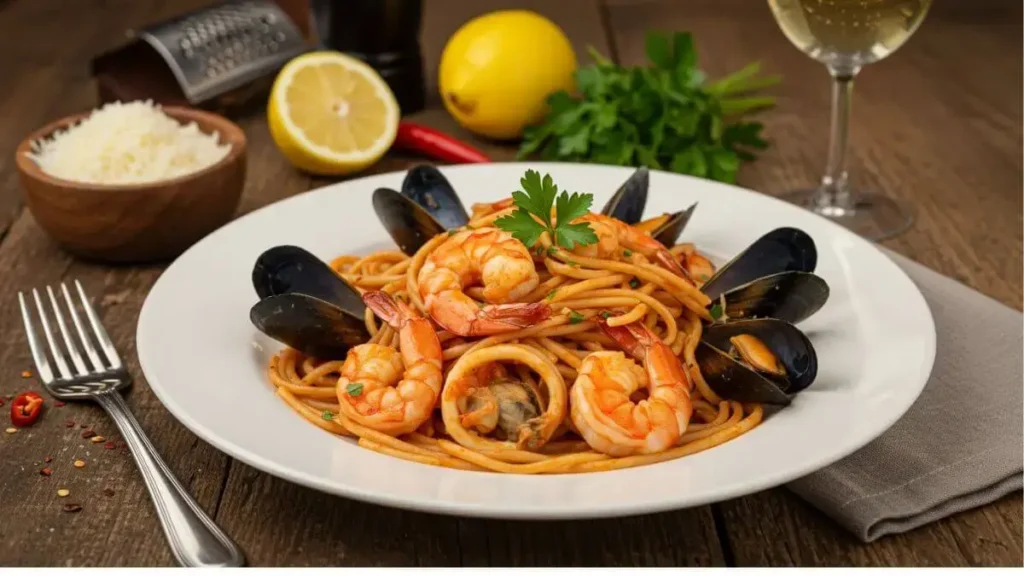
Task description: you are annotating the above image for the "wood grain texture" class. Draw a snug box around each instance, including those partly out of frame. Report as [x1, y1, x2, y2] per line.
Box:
[0, 0, 1019, 567]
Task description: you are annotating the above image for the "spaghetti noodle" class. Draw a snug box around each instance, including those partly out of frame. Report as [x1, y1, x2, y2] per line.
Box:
[265, 203, 763, 474]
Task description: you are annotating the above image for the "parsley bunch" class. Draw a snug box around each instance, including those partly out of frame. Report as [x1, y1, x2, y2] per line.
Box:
[495, 170, 598, 249]
[517, 31, 780, 184]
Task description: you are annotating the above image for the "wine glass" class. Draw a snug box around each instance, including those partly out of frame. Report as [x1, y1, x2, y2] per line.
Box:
[767, 0, 932, 241]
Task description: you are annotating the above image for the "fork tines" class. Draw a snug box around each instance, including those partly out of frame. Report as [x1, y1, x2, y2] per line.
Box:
[18, 280, 122, 383]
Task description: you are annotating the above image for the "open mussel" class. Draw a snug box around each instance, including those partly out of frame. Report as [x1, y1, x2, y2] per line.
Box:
[250, 245, 368, 359]
[400, 165, 470, 230]
[703, 228, 830, 325]
[372, 165, 471, 255]
[696, 318, 818, 405]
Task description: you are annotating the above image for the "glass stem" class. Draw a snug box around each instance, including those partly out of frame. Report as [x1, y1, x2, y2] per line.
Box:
[816, 65, 860, 210]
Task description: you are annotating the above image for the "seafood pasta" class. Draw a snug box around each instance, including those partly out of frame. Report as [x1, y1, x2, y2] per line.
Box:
[262, 184, 779, 474]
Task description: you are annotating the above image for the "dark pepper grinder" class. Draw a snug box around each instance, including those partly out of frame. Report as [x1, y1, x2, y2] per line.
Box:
[309, 0, 426, 115]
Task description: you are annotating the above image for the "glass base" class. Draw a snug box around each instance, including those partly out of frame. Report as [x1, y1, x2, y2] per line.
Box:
[779, 189, 913, 242]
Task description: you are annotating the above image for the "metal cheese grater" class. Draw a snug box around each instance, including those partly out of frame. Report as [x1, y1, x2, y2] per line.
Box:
[133, 0, 309, 105]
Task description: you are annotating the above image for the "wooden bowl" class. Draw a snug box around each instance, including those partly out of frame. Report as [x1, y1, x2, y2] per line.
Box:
[15, 106, 247, 263]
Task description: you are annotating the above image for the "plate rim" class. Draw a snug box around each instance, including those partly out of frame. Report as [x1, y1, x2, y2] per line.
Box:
[137, 161, 937, 519]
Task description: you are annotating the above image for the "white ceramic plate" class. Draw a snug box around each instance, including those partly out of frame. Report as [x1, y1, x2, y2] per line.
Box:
[137, 163, 935, 519]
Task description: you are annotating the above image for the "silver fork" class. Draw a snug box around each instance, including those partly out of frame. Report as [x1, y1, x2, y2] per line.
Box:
[18, 280, 245, 567]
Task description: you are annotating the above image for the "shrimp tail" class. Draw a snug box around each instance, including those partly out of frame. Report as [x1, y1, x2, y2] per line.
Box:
[485, 302, 551, 325]
[597, 317, 658, 362]
[654, 249, 689, 279]
[362, 291, 411, 328]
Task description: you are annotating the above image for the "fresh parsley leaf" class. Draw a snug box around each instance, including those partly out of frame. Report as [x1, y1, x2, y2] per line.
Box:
[547, 246, 558, 257]
[555, 191, 593, 228]
[546, 290, 558, 301]
[494, 209, 546, 248]
[568, 310, 585, 324]
[321, 411, 334, 421]
[623, 249, 633, 257]
[517, 31, 779, 184]
[345, 382, 364, 396]
[565, 260, 579, 267]
[599, 311, 613, 319]
[555, 223, 598, 251]
[629, 278, 641, 289]
[495, 170, 598, 250]
[709, 303, 723, 321]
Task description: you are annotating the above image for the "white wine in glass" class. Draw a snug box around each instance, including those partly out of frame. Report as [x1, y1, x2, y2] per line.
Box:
[767, 0, 932, 240]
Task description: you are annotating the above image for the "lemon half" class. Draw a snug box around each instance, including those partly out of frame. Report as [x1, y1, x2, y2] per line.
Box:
[269, 51, 400, 175]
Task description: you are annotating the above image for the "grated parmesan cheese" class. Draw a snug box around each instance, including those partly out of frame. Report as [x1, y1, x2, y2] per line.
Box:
[29, 100, 232, 185]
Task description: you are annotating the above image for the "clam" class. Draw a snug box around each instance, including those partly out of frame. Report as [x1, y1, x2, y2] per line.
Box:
[458, 377, 546, 446]
[249, 245, 368, 359]
[695, 318, 818, 405]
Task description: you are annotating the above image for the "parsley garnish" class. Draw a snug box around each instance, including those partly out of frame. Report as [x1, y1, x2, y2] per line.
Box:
[494, 170, 599, 250]
[547, 246, 558, 257]
[698, 274, 710, 282]
[321, 411, 334, 421]
[599, 311, 613, 319]
[546, 289, 558, 301]
[629, 278, 641, 289]
[345, 382, 364, 396]
[623, 250, 633, 257]
[516, 32, 778, 184]
[709, 303, 723, 321]
[568, 311, 585, 324]
[566, 260, 579, 267]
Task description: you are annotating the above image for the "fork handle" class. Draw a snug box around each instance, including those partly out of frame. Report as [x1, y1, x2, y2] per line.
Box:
[97, 392, 245, 567]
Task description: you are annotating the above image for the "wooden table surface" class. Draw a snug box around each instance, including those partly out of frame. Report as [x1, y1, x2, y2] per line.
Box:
[0, 0, 1020, 567]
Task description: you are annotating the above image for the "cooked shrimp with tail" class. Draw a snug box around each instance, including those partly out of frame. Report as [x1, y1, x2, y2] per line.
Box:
[418, 227, 550, 336]
[571, 319, 693, 456]
[570, 214, 688, 278]
[336, 291, 443, 436]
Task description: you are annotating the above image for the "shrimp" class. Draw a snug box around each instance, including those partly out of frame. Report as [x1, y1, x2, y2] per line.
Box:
[470, 198, 515, 219]
[336, 291, 443, 436]
[682, 252, 714, 286]
[418, 227, 551, 336]
[570, 319, 693, 456]
[571, 214, 688, 278]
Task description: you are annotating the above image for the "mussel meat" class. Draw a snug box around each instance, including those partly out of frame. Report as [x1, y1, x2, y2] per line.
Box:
[250, 245, 368, 359]
[695, 318, 818, 405]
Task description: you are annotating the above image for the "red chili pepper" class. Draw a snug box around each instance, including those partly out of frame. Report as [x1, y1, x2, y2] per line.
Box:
[10, 392, 44, 427]
[393, 122, 490, 164]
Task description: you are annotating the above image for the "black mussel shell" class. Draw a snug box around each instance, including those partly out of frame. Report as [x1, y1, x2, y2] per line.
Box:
[252, 245, 365, 316]
[715, 271, 830, 325]
[250, 293, 369, 359]
[702, 228, 818, 301]
[652, 203, 697, 246]
[373, 187, 448, 255]
[696, 318, 818, 405]
[400, 165, 470, 230]
[601, 167, 649, 224]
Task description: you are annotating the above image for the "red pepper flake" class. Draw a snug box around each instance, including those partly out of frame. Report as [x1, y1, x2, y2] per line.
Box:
[21, 370, 32, 378]
[54, 401, 66, 408]
[62, 503, 83, 513]
[40, 467, 52, 476]
[44, 456, 53, 463]
[103, 441, 116, 450]
[10, 392, 44, 427]
[65, 420, 76, 428]
[102, 488, 115, 497]
[81, 430, 96, 439]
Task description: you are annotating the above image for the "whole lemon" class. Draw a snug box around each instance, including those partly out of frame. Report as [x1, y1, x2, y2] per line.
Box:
[439, 10, 576, 140]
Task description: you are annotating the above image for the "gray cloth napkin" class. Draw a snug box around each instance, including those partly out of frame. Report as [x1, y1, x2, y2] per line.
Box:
[787, 248, 1024, 542]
